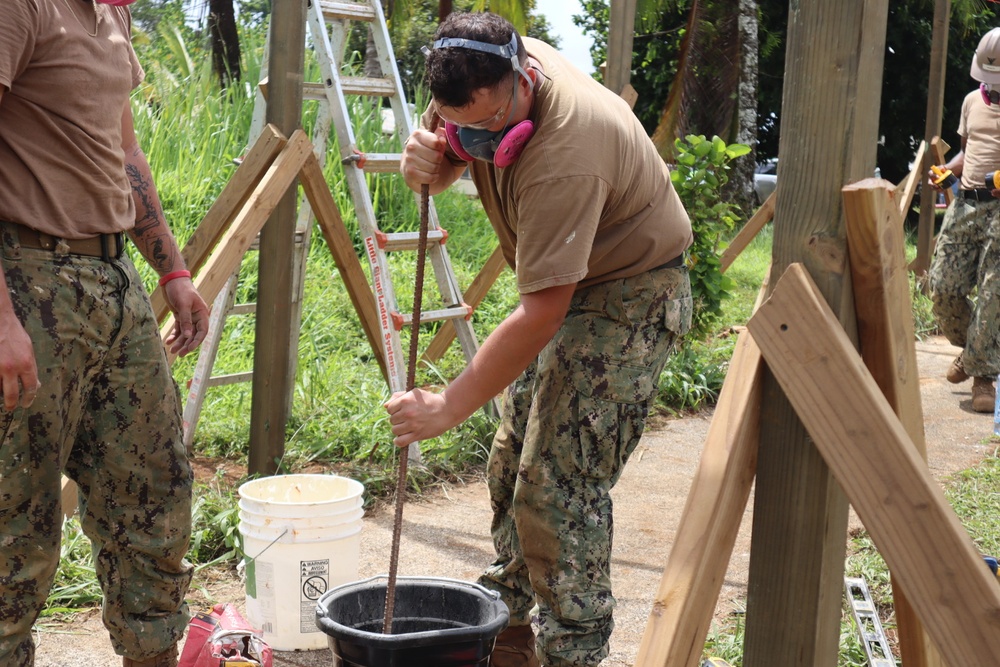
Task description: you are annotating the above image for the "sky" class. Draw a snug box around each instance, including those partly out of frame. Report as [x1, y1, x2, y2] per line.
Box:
[533, 0, 596, 75]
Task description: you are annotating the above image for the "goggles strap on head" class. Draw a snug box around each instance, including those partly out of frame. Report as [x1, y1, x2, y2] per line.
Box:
[430, 33, 531, 85]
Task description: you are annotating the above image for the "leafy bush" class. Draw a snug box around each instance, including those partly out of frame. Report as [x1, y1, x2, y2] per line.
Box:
[670, 135, 750, 340]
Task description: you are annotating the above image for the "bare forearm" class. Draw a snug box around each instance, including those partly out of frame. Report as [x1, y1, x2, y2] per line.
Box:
[122, 143, 185, 275]
[442, 306, 559, 420]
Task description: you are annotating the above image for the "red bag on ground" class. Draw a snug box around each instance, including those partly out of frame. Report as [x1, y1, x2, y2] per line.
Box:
[177, 603, 273, 667]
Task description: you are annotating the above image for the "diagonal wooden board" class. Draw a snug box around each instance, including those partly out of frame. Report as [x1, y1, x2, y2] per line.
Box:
[719, 191, 775, 274]
[299, 149, 388, 383]
[634, 328, 763, 667]
[843, 179, 943, 666]
[160, 129, 314, 364]
[150, 124, 286, 324]
[747, 263, 1000, 666]
[895, 139, 926, 219]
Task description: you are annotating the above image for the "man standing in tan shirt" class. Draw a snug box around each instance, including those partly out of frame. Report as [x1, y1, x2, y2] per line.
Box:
[0, 1, 208, 665]
[389, 12, 693, 667]
[929, 27, 1000, 413]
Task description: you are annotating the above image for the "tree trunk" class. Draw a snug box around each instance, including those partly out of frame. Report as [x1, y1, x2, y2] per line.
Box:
[726, 0, 758, 215]
[439, 0, 453, 23]
[364, 26, 381, 78]
[209, 0, 242, 88]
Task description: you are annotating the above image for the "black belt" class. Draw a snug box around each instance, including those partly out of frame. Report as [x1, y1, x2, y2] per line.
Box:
[653, 254, 685, 271]
[3, 221, 125, 261]
[958, 188, 996, 202]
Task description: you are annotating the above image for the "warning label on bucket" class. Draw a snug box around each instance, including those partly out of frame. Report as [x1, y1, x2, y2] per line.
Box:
[300, 559, 329, 633]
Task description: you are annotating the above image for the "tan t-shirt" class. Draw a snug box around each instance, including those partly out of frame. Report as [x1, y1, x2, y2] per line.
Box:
[432, 38, 692, 294]
[958, 88, 1000, 191]
[0, 0, 143, 238]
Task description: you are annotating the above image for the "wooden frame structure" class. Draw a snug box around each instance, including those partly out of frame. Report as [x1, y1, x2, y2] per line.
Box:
[152, 123, 384, 384]
[634, 179, 1000, 666]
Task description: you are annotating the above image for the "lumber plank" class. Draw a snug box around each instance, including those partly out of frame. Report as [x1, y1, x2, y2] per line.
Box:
[161, 130, 313, 364]
[747, 263, 1000, 667]
[299, 151, 389, 385]
[422, 246, 507, 364]
[844, 180, 926, 450]
[720, 191, 775, 273]
[150, 124, 286, 323]
[897, 140, 926, 220]
[634, 329, 763, 667]
[843, 180, 943, 667]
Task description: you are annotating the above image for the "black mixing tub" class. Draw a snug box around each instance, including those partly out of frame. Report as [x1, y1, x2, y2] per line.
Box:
[315, 575, 510, 667]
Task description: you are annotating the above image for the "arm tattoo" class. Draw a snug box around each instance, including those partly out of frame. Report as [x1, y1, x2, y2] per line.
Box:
[125, 154, 175, 272]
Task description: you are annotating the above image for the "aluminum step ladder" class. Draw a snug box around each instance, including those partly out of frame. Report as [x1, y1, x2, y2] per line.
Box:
[305, 0, 483, 398]
[182, 0, 487, 449]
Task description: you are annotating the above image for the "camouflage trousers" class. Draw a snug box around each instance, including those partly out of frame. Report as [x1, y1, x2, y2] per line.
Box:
[478, 265, 692, 667]
[0, 225, 193, 666]
[928, 197, 1000, 378]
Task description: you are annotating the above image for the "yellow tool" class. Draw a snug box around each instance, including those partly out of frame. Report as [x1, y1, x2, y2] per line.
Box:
[931, 164, 957, 189]
[985, 171, 1000, 190]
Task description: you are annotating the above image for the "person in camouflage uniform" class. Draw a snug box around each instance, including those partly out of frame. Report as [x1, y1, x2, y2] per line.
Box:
[389, 12, 693, 666]
[0, 1, 209, 665]
[929, 27, 1000, 413]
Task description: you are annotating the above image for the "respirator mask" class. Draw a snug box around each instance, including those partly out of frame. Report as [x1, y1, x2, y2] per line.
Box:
[427, 33, 536, 167]
[982, 82, 1000, 106]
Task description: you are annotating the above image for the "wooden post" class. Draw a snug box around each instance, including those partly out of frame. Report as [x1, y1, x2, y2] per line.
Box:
[742, 2, 888, 666]
[605, 0, 636, 96]
[748, 263, 1000, 666]
[249, 0, 305, 476]
[914, 0, 951, 276]
[843, 180, 944, 667]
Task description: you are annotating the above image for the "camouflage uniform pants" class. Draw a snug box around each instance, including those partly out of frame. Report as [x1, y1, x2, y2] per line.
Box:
[478, 265, 692, 667]
[0, 225, 193, 666]
[928, 197, 1000, 378]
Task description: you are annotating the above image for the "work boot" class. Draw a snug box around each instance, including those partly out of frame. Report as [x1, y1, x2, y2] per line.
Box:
[123, 645, 178, 667]
[947, 354, 970, 384]
[972, 376, 996, 413]
[491, 624, 541, 667]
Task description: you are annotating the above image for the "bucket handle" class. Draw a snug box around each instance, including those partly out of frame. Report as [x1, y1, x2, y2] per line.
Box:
[241, 526, 289, 565]
[357, 574, 503, 602]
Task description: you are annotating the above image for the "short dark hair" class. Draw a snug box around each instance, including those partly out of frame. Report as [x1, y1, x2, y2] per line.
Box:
[426, 12, 526, 109]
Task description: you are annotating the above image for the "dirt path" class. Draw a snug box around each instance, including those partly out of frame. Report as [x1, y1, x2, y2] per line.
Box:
[32, 336, 998, 666]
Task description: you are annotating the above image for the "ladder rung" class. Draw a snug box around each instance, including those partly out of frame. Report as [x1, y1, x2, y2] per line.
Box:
[317, 0, 376, 22]
[343, 153, 401, 173]
[229, 303, 256, 316]
[376, 229, 447, 252]
[342, 76, 397, 97]
[205, 371, 254, 388]
[392, 305, 472, 330]
[303, 78, 396, 100]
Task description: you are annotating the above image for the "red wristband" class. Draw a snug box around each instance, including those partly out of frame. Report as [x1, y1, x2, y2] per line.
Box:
[158, 269, 192, 287]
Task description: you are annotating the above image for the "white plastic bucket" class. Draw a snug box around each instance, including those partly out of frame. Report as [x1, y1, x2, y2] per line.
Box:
[238, 474, 364, 517]
[238, 474, 365, 651]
